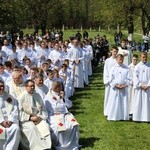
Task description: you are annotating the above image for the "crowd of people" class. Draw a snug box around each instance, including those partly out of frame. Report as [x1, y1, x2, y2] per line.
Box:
[103, 39, 150, 122]
[0, 30, 97, 150]
[1, 27, 149, 149]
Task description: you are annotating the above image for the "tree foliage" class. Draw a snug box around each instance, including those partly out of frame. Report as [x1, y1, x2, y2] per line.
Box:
[0, 0, 150, 34]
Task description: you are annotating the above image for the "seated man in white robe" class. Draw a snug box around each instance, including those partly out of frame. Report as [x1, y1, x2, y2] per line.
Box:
[26, 67, 38, 80]
[107, 54, 131, 121]
[44, 81, 80, 150]
[48, 42, 63, 69]
[17, 79, 51, 150]
[7, 71, 25, 99]
[59, 64, 72, 99]
[44, 69, 54, 90]
[34, 74, 49, 100]
[1, 39, 13, 59]
[0, 80, 20, 150]
[0, 63, 11, 91]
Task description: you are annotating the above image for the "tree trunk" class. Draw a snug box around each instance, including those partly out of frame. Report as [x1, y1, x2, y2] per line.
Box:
[141, 7, 146, 34]
[127, 6, 134, 34]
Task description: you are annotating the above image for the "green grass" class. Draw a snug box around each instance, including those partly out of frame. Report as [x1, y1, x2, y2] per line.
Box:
[22, 29, 143, 45]
[70, 65, 150, 150]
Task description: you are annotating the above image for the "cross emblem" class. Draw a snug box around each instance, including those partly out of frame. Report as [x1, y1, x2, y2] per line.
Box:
[58, 123, 63, 126]
[0, 128, 3, 134]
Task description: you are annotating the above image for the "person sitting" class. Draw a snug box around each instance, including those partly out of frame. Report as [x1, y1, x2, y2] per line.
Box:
[34, 74, 49, 100]
[17, 79, 51, 150]
[7, 71, 25, 99]
[0, 80, 20, 150]
[44, 69, 54, 90]
[44, 81, 80, 150]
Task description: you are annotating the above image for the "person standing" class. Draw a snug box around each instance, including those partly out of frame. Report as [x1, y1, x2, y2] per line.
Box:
[84, 39, 93, 76]
[133, 52, 150, 122]
[67, 38, 84, 88]
[75, 31, 82, 41]
[128, 54, 138, 117]
[83, 31, 88, 39]
[103, 47, 118, 116]
[107, 54, 131, 121]
[118, 39, 132, 66]
[142, 33, 149, 52]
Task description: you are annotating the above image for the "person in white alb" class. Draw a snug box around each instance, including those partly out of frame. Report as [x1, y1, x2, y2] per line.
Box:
[133, 52, 150, 122]
[48, 42, 63, 69]
[34, 74, 49, 100]
[0, 80, 20, 150]
[128, 54, 138, 117]
[67, 38, 84, 88]
[107, 54, 131, 121]
[44, 81, 80, 150]
[7, 71, 25, 99]
[103, 46, 118, 116]
[118, 39, 132, 66]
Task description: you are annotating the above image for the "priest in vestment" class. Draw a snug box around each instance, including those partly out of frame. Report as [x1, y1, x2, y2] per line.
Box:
[18, 80, 51, 150]
[0, 80, 20, 150]
[133, 52, 150, 122]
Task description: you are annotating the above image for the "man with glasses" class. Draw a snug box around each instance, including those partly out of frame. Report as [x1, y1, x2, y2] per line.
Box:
[17, 80, 51, 150]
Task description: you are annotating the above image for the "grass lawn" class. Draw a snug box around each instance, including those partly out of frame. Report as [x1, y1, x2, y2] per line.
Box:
[22, 28, 143, 44]
[70, 65, 150, 150]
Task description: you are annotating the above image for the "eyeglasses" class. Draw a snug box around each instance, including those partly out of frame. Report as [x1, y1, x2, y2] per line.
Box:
[27, 84, 35, 87]
[13, 77, 22, 80]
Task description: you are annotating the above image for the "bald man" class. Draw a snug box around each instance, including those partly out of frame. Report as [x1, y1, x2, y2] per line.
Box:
[7, 71, 25, 99]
